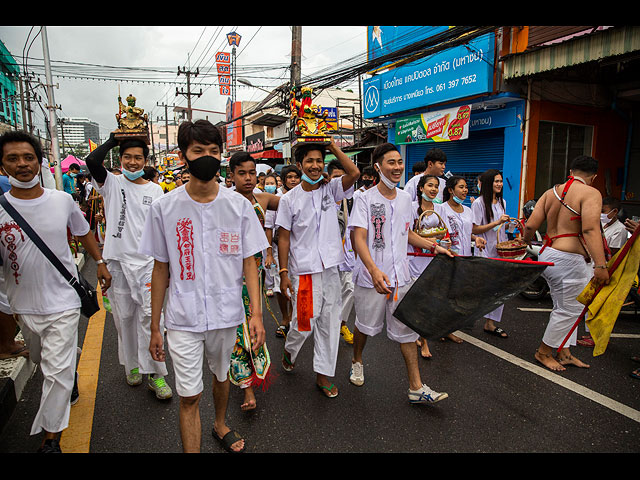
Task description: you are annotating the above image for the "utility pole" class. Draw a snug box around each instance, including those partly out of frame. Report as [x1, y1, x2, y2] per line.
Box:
[291, 26, 302, 89]
[156, 102, 171, 156]
[176, 67, 202, 121]
[41, 26, 63, 191]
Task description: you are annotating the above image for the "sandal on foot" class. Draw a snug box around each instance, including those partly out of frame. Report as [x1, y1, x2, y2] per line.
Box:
[316, 383, 338, 398]
[631, 368, 640, 380]
[282, 352, 294, 372]
[213, 428, 246, 453]
[484, 327, 508, 338]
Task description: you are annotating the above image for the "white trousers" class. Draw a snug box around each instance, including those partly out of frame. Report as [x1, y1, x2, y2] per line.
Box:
[354, 281, 419, 344]
[539, 247, 591, 348]
[285, 266, 341, 377]
[17, 309, 80, 435]
[264, 243, 281, 293]
[339, 270, 355, 323]
[108, 260, 167, 376]
[166, 326, 237, 397]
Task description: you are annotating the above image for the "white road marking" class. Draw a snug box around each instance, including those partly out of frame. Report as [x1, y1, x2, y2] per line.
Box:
[455, 331, 640, 423]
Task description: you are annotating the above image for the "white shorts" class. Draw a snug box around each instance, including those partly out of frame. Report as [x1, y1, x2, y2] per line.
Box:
[166, 326, 237, 398]
[354, 281, 419, 344]
[0, 270, 11, 315]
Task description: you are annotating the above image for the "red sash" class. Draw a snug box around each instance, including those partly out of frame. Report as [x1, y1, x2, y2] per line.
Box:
[296, 274, 313, 331]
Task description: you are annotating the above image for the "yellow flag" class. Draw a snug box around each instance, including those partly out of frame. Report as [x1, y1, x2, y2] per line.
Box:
[578, 235, 640, 356]
[89, 139, 98, 152]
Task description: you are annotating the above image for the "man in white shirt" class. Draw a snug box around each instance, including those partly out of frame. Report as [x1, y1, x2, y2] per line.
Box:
[276, 140, 359, 398]
[85, 133, 172, 400]
[403, 148, 447, 203]
[601, 196, 628, 255]
[143, 119, 268, 453]
[349, 143, 451, 405]
[0, 130, 111, 453]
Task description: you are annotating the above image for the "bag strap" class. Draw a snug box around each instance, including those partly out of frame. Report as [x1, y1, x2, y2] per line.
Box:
[0, 194, 85, 296]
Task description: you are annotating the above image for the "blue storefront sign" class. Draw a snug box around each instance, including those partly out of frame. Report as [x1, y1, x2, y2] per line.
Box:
[363, 32, 495, 119]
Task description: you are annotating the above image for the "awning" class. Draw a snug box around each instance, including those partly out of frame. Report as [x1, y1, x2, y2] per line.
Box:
[324, 150, 361, 162]
[503, 25, 640, 79]
[250, 149, 283, 160]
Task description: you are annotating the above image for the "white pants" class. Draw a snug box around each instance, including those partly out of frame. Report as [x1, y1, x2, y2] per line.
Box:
[108, 260, 167, 376]
[17, 309, 80, 435]
[354, 281, 419, 344]
[339, 270, 355, 323]
[264, 243, 281, 293]
[166, 326, 237, 397]
[539, 247, 591, 348]
[285, 266, 341, 377]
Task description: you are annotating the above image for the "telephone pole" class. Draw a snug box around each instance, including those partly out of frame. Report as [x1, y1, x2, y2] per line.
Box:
[291, 26, 302, 89]
[176, 67, 202, 121]
[41, 26, 63, 191]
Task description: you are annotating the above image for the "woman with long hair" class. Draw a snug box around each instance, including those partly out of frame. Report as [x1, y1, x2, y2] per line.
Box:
[441, 176, 486, 256]
[471, 169, 510, 338]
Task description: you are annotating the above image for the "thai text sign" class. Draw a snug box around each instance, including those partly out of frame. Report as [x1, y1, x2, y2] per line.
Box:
[395, 105, 470, 144]
[363, 33, 494, 119]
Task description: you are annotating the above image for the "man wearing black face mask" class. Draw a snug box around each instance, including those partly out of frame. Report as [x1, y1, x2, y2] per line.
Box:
[141, 119, 268, 453]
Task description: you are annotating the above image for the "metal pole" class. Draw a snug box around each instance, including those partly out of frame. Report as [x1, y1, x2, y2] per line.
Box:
[41, 26, 63, 191]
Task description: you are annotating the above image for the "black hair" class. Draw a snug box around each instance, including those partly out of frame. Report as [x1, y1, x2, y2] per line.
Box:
[119, 138, 149, 159]
[281, 164, 301, 190]
[177, 119, 223, 153]
[412, 161, 426, 175]
[424, 148, 447, 165]
[443, 175, 466, 203]
[327, 159, 345, 176]
[68, 163, 81, 171]
[570, 155, 598, 175]
[479, 169, 505, 224]
[371, 143, 399, 164]
[0, 130, 43, 165]
[229, 151, 256, 173]
[143, 166, 158, 180]
[361, 165, 378, 179]
[294, 142, 326, 164]
[602, 196, 620, 211]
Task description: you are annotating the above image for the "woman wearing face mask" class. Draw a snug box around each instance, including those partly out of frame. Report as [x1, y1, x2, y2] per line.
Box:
[441, 176, 486, 256]
[471, 169, 510, 338]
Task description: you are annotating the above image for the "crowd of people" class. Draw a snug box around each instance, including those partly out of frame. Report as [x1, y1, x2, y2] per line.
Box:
[0, 119, 636, 454]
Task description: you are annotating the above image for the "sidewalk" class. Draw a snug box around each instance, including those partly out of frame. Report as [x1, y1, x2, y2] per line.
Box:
[0, 253, 85, 434]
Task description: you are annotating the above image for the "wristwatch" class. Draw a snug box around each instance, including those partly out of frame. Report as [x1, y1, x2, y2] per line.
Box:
[96, 259, 105, 265]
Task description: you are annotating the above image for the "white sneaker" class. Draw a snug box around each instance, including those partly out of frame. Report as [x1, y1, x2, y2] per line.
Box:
[148, 375, 173, 400]
[408, 384, 448, 404]
[349, 361, 364, 386]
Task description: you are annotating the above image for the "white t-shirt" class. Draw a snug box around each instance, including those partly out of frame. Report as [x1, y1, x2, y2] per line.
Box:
[349, 186, 413, 288]
[97, 172, 164, 266]
[0, 189, 90, 315]
[471, 198, 508, 258]
[403, 173, 445, 204]
[408, 201, 444, 278]
[604, 219, 629, 249]
[440, 201, 474, 256]
[275, 177, 353, 276]
[139, 185, 268, 332]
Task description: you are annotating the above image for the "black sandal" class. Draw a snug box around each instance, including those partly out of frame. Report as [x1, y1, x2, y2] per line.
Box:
[484, 327, 508, 338]
[213, 428, 246, 453]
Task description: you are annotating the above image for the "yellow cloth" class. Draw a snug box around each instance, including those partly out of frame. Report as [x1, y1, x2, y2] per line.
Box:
[577, 236, 640, 356]
[160, 181, 176, 193]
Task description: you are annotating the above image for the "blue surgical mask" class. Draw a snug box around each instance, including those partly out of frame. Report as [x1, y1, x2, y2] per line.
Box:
[265, 185, 277, 194]
[421, 193, 434, 202]
[432, 197, 443, 204]
[69, 172, 77, 178]
[122, 168, 145, 181]
[301, 173, 323, 185]
[453, 195, 465, 205]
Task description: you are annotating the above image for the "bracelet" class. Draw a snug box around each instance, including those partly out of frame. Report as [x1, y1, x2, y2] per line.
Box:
[96, 259, 105, 265]
[594, 265, 607, 269]
[279, 268, 289, 274]
[429, 243, 436, 253]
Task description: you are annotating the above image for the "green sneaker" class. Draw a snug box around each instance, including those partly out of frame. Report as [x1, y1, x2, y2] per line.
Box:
[148, 375, 173, 400]
[126, 368, 142, 386]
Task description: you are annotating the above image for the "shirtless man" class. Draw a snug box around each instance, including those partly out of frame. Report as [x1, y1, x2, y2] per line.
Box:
[523, 155, 609, 371]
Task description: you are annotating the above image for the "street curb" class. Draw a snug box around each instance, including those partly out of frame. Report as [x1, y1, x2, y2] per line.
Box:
[0, 253, 85, 434]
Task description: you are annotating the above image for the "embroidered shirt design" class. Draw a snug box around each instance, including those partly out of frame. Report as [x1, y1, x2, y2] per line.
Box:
[176, 217, 195, 280]
[0, 221, 25, 284]
[370, 203, 386, 251]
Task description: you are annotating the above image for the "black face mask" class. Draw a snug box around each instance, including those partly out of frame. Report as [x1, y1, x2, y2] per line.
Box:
[359, 178, 374, 188]
[185, 154, 220, 182]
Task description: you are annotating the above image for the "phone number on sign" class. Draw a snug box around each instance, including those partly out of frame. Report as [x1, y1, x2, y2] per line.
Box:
[426, 74, 477, 95]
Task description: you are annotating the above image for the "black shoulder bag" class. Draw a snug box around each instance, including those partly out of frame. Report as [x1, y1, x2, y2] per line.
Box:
[0, 195, 100, 318]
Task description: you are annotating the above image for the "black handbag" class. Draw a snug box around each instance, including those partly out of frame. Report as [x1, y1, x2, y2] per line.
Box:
[0, 195, 100, 318]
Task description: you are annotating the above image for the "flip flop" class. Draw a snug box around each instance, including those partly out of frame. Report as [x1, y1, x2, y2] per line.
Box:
[0, 345, 29, 360]
[484, 327, 508, 338]
[316, 383, 338, 398]
[630, 368, 640, 380]
[212, 428, 246, 453]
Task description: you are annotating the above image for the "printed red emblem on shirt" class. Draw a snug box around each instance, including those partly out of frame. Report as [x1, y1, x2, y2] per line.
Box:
[176, 218, 195, 280]
[0, 222, 25, 284]
[219, 231, 240, 255]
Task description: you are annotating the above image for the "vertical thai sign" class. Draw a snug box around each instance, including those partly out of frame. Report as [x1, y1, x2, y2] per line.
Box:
[226, 97, 242, 147]
[216, 51, 231, 96]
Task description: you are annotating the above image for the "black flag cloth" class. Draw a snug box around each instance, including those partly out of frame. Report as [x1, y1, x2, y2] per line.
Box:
[394, 254, 551, 340]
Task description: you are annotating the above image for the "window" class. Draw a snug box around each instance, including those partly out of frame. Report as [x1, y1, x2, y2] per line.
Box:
[534, 121, 593, 198]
